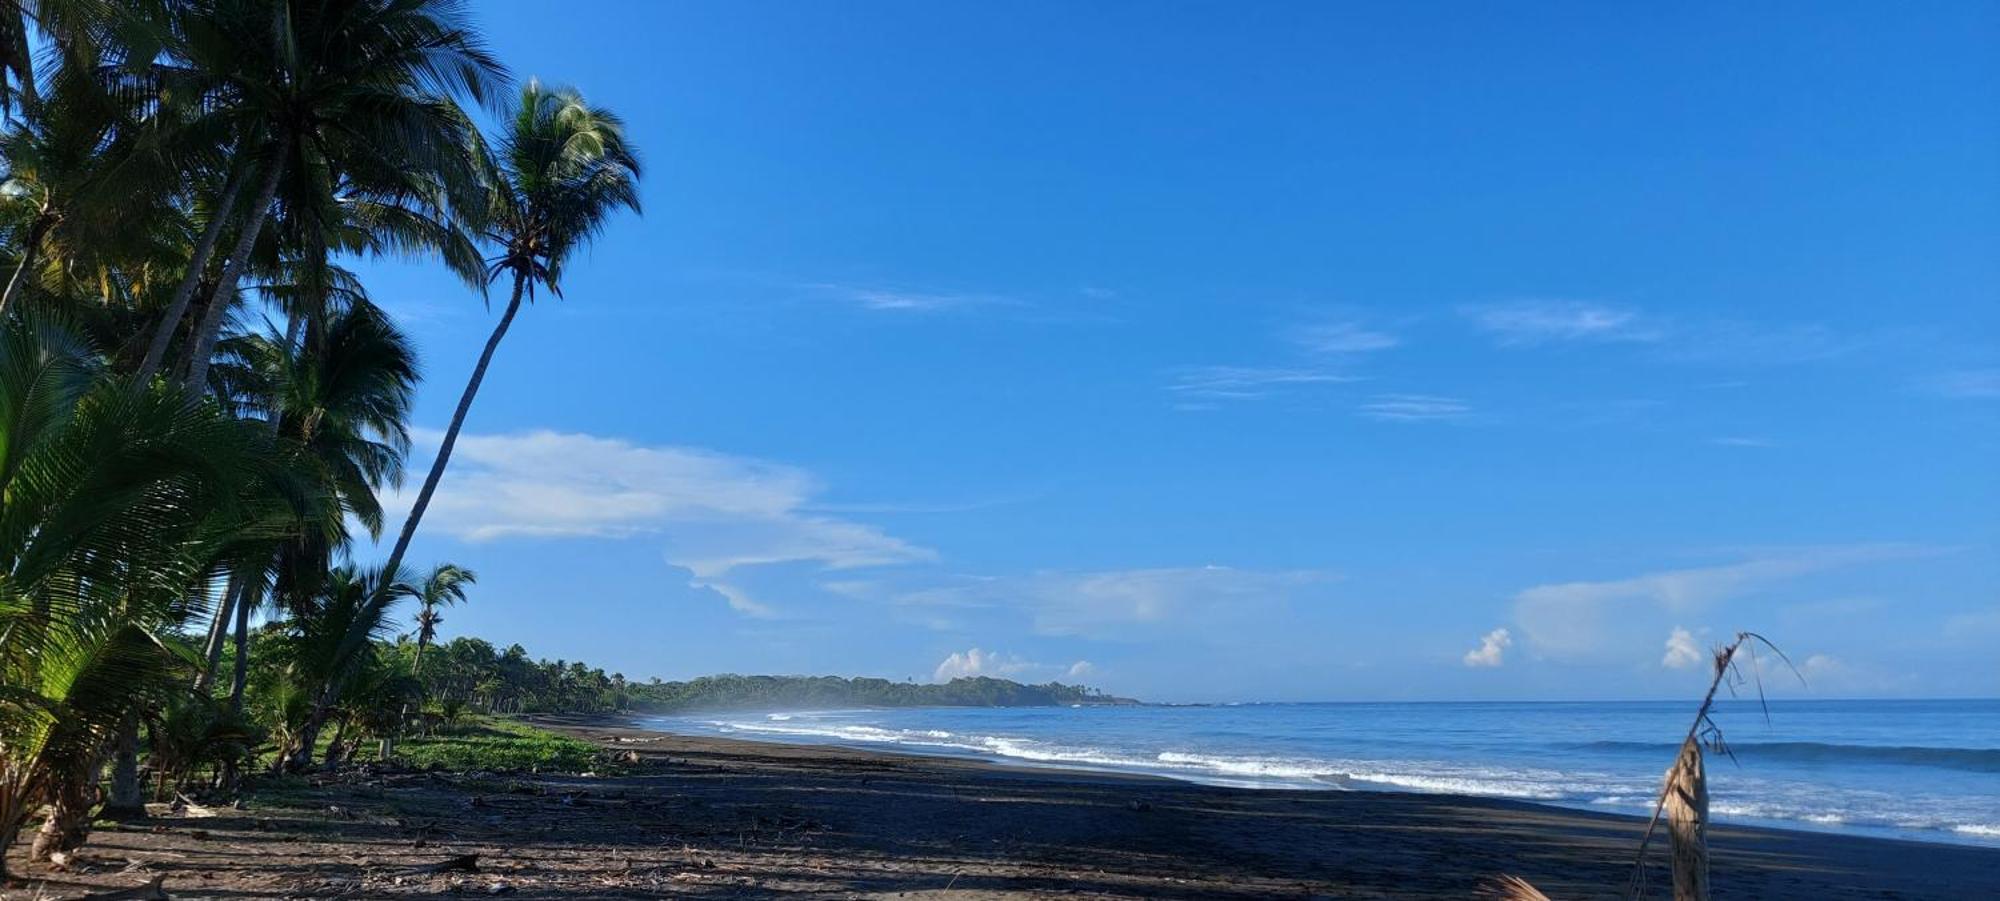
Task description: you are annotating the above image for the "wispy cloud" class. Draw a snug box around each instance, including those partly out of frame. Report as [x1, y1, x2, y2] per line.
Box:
[1168, 365, 1363, 400]
[1463, 300, 1660, 346]
[1923, 368, 2000, 399]
[380, 429, 934, 616]
[1462, 628, 1512, 668]
[1358, 393, 1471, 422]
[847, 566, 1332, 639]
[1709, 436, 1775, 448]
[808, 282, 1007, 313]
[1509, 545, 1934, 660]
[1289, 319, 1400, 354]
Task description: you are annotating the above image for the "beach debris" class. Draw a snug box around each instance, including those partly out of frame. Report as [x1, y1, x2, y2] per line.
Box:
[78, 876, 171, 900]
[485, 881, 515, 894]
[1661, 736, 1709, 901]
[1478, 875, 1551, 900]
[1126, 800, 1153, 812]
[1489, 631, 1796, 901]
[410, 853, 482, 874]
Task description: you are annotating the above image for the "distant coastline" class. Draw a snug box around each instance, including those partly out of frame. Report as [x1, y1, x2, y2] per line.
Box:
[625, 673, 1142, 713]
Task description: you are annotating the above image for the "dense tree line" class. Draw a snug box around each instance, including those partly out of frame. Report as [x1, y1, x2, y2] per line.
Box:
[628, 674, 1135, 712]
[0, 0, 639, 874]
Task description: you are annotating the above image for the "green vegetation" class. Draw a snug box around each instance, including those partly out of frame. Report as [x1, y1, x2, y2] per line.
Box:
[380, 717, 598, 774]
[0, 0, 640, 875]
[630, 674, 1136, 712]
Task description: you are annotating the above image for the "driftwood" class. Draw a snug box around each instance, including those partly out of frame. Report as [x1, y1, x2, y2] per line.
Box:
[79, 876, 170, 900]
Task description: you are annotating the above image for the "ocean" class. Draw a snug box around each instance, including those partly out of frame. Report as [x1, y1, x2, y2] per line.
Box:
[642, 698, 2000, 846]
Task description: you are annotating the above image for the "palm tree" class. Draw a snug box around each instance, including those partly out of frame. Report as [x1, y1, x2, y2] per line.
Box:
[193, 296, 419, 693]
[264, 563, 412, 770]
[373, 79, 639, 616]
[0, 314, 276, 870]
[137, 0, 505, 384]
[411, 563, 475, 674]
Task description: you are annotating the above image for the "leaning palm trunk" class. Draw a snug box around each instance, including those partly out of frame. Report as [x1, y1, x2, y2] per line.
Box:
[299, 279, 524, 771]
[195, 576, 247, 692]
[368, 274, 526, 640]
[135, 159, 250, 382]
[183, 141, 289, 389]
[0, 209, 51, 317]
[229, 580, 260, 714]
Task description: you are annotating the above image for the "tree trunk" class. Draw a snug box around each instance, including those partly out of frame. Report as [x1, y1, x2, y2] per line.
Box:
[182, 140, 288, 389]
[229, 580, 258, 714]
[367, 272, 527, 657]
[28, 775, 95, 861]
[135, 157, 249, 382]
[0, 211, 50, 317]
[194, 575, 245, 693]
[298, 276, 528, 769]
[99, 710, 145, 818]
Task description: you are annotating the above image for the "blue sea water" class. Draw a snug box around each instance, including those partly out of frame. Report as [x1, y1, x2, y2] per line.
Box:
[643, 699, 2000, 846]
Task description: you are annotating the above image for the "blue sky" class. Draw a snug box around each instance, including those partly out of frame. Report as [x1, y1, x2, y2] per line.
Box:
[353, 1, 1997, 702]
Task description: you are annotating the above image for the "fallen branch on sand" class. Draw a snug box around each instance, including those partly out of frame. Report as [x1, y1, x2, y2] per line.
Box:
[79, 876, 170, 900]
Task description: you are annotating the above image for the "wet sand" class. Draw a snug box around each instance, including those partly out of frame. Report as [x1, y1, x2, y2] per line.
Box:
[9, 713, 1996, 899]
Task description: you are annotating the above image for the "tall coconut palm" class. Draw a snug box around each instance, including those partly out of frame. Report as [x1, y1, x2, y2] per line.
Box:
[411, 562, 474, 675]
[195, 295, 419, 692]
[137, 0, 505, 384]
[372, 80, 639, 623]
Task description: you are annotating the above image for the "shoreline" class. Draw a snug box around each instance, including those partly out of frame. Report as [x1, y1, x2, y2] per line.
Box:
[14, 712, 1996, 899]
[609, 708, 1999, 849]
[534, 712, 2000, 899]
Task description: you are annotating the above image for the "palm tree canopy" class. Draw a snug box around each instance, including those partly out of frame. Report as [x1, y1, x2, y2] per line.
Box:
[418, 561, 475, 609]
[486, 79, 641, 297]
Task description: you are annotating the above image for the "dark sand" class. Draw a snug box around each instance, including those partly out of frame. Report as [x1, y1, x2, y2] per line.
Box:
[9, 714, 1997, 899]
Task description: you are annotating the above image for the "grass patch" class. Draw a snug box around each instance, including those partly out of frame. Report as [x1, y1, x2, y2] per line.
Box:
[383, 716, 599, 773]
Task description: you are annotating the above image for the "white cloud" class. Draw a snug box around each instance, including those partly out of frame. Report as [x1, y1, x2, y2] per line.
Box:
[1464, 300, 1658, 346]
[1291, 320, 1399, 354]
[383, 429, 933, 616]
[857, 566, 1330, 638]
[1709, 436, 1774, 448]
[1168, 366, 1361, 400]
[1662, 627, 1705, 669]
[1358, 393, 1471, 422]
[1020, 566, 1327, 636]
[1510, 545, 1930, 660]
[1463, 628, 1512, 667]
[931, 648, 1097, 684]
[933, 648, 1037, 681]
[809, 282, 1002, 313]
[1925, 369, 2000, 399]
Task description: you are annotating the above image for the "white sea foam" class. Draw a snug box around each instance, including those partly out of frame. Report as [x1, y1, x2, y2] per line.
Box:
[659, 705, 2000, 847]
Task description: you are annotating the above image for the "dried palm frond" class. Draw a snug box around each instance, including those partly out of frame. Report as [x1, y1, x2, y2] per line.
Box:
[1480, 874, 1554, 900]
[1624, 631, 1798, 901]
